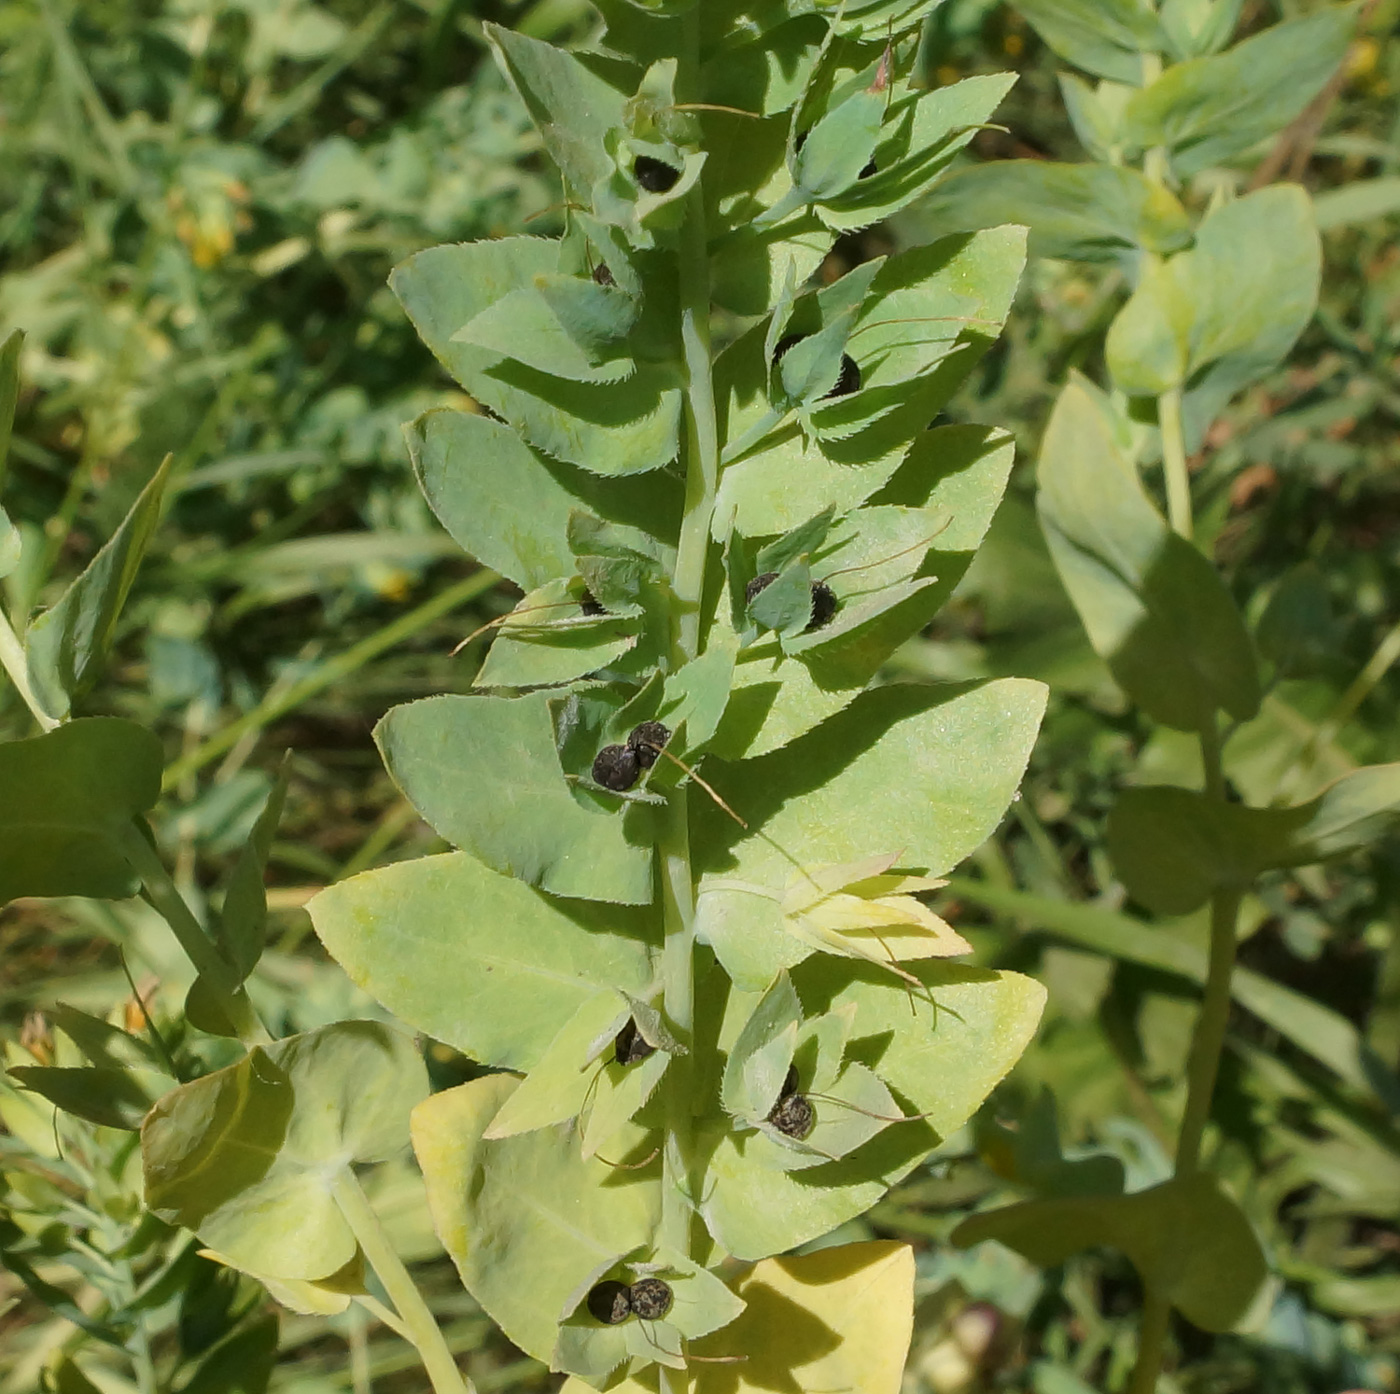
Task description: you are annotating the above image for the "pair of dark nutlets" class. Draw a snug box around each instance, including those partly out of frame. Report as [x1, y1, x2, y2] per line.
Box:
[768, 1065, 814, 1140]
[587, 1275, 674, 1326]
[593, 720, 671, 793]
[745, 569, 838, 632]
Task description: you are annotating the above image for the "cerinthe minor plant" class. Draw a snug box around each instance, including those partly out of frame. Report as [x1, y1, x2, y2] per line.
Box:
[303, 3, 1049, 1387]
[0, 5, 1047, 1392]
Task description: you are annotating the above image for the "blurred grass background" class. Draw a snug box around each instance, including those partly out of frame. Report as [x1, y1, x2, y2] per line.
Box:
[2, 0, 1399, 1390]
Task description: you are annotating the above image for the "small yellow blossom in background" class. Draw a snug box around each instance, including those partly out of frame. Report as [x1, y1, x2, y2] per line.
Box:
[781, 853, 972, 974]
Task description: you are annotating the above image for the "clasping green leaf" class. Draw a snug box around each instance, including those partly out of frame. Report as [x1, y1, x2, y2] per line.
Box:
[953, 1173, 1267, 1334]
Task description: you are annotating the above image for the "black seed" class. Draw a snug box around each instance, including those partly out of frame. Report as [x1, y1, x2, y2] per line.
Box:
[628, 1277, 673, 1321]
[746, 571, 778, 607]
[614, 1017, 657, 1067]
[587, 1281, 633, 1325]
[830, 353, 861, 398]
[634, 156, 681, 193]
[859, 158, 878, 179]
[627, 721, 671, 769]
[808, 581, 838, 631]
[592, 262, 615, 286]
[579, 588, 606, 617]
[768, 1091, 815, 1140]
[593, 744, 640, 792]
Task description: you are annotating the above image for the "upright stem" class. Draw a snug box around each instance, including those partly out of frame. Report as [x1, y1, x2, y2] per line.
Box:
[1176, 884, 1241, 1175]
[1159, 387, 1191, 541]
[658, 0, 717, 1303]
[672, 169, 718, 651]
[1127, 714, 1240, 1394]
[331, 1169, 473, 1394]
[1128, 1292, 1171, 1394]
[1176, 711, 1236, 1175]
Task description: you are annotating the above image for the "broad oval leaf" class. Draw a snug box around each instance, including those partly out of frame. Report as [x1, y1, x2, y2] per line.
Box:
[1109, 765, 1400, 916]
[952, 1173, 1268, 1333]
[699, 960, 1045, 1259]
[696, 680, 1046, 901]
[1123, 6, 1356, 177]
[1035, 375, 1261, 730]
[1014, 0, 1165, 84]
[375, 693, 656, 905]
[407, 409, 682, 592]
[564, 1241, 915, 1394]
[142, 1021, 427, 1281]
[390, 238, 681, 477]
[913, 162, 1191, 267]
[308, 852, 653, 1071]
[0, 718, 164, 905]
[411, 1075, 661, 1370]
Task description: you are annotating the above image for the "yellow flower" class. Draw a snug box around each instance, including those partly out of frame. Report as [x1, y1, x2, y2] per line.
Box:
[781, 853, 971, 977]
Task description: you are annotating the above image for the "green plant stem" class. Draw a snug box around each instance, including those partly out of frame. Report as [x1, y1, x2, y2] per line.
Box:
[656, 0, 716, 1318]
[162, 569, 500, 788]
[659, 793, 697, 1259]
[672, 234, 719, 654]
[1128, 714, 1238, 1394]
[331, 1169, 473, 1394]
[348, 1301, 372, 1394]
[0, 607, 58, 731]
[1177, 884, 1242, 1175]
[1158, 387, 1191, 541]
[116, 821, 270, 1045]
[1128, 1292, 1172, 1394]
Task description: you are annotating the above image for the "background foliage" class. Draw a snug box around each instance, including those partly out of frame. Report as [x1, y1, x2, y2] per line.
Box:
[2, 0, 1400, 1390]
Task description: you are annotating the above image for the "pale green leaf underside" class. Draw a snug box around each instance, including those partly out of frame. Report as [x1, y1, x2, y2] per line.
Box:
[697, 679, 1047, 895]
[408, 410, 682, 592]
[390, 238, 681, 477]
[701, 960, 1044, 1260]
[142, 1022, 427, 1281]
[375, 693, 656, 904]
[412, 1076, 661, 1369]
[307, 852, 653, 1071]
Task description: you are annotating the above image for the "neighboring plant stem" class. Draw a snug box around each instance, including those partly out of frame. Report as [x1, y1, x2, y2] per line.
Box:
[1128, 1293, 1172, 1394]
[0, 608, 58, 732]
[330, 1169, 474, 1394]
[1159, 387, 1191, 541]
[1176, 884, 1243, 1175]
[1129, 715, 1241, 1394]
